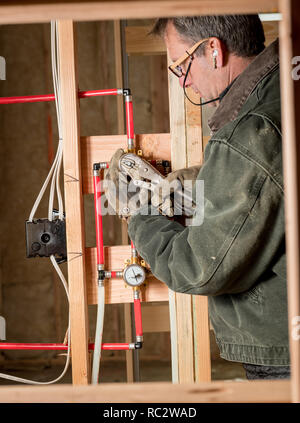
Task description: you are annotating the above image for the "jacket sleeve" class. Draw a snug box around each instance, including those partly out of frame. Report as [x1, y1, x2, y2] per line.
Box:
[128, 137, 285, 296]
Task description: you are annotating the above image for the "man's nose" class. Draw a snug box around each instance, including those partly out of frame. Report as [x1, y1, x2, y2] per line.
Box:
[179, 73, 191, 88]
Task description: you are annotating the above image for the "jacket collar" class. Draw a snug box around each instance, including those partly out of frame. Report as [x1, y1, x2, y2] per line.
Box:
[208, 39, 279, 134]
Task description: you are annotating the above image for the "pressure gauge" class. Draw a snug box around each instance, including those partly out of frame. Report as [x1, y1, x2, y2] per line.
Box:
[123, 264, 146, 287]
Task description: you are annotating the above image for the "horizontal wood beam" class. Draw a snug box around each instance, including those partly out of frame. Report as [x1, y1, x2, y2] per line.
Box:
[125, 26, 165, 56]
[81, 133, 171, 194]
[0, 380, 290, 403]
[125, 22, 279, 56]
[0, 1, 279, 25]
[86, 247, 169, 304]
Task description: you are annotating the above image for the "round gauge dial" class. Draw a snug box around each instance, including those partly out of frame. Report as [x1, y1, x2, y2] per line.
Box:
[123, 264, 146, 287]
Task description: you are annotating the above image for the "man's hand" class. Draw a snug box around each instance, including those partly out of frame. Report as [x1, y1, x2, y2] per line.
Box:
[103, 149, 150, 220]
[104, 148, 201, 219]
[151, 165, 201, 217]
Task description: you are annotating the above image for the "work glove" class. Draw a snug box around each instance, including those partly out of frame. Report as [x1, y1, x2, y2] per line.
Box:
[104, 149, 200, 219]
[103, 149, 150, 220]
[119, 152, 200, 218]
[151, 165, 201, 217]
[118, 152, 173, 217]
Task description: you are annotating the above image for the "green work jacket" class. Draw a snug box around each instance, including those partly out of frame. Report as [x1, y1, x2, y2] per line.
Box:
[128, 39, 289, 366]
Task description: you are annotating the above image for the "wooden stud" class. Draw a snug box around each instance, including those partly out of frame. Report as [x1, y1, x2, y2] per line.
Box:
[57, 20, 90, 385]
[168, 54, 196, 384]
[193, 296, 211, 382]
[113, 19, 134, 381]
[167, 54, 211, 383]
[279, 0, 300, 404]
[167, 53, 187, 383]
[185, 88, 211, 382]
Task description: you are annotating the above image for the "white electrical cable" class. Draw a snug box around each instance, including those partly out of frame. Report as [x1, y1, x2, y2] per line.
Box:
[29, 21, 64, 223]
[50, 254, 69, 301]
[0, 21, 71, 385]
[28, 144, 61, 222]
[48, 139, 63, 221]
[48, 20, 64, 221]
[91, 284, 105, 384]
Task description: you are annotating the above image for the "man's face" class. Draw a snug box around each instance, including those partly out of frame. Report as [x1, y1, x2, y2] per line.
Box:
[164, 22, 220, 105]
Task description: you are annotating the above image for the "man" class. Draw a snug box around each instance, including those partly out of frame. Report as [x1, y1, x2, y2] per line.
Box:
[105, 15, 290, 380]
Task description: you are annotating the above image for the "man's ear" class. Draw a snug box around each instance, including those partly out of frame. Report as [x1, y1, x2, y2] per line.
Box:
[207, 37, 225, 69]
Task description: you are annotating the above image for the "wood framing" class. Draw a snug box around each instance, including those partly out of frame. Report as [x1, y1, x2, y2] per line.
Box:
[85, 246, 169, 304]
[58, 20, 90, 385]
[81, 133, 171, 194]
[279, 0, 300, 403]
[125, 22, 279, 56]
[0, 1, 279, 25]
[0, 380, 290, 403]
[167, 56, 211, 383]
[1, 0, 300, 404]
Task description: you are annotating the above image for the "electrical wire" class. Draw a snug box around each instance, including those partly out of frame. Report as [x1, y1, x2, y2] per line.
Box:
[0, 21, 70, 385]
[28, 21, 64, 222]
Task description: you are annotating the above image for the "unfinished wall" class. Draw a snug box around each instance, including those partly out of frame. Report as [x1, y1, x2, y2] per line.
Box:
[0, 20, 171, 377]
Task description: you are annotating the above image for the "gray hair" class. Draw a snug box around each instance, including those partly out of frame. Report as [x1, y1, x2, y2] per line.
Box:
[150, 15, 265, 57]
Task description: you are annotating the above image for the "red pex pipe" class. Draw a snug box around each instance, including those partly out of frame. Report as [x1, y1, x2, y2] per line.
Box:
[125, 98, 134, 140]
[78, 89, 119, 98]
[134, 298, 143, 337]
[0, 343, 131, 351]
[101, 343, 131, 350]
[0, 89, 120, 105]
[93, 173, 104, 266]
[0, 343, 70, 350]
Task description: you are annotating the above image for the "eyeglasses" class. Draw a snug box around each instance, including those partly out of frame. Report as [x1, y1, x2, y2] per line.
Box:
[168, 38, 209, 78]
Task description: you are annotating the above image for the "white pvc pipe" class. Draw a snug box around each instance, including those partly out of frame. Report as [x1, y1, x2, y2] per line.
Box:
[91, 284, 105, 384]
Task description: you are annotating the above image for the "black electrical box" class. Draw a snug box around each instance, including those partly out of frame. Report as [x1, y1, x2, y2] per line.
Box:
[25, 218, 67, 261]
